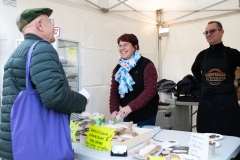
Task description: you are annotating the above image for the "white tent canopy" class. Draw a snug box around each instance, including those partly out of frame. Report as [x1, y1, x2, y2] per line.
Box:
[53, 0, 240, 24]
[0, 0, 240, 120]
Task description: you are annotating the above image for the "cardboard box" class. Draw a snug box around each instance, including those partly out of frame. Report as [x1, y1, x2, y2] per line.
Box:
[111, 127, 153, 149]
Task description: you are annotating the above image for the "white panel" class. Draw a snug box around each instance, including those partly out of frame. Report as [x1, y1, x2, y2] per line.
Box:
[106, 50, 119, 84]
[52, 7, 83, 42]
[221, 12, 240, 50]
[0, 2, 21, 39]
[137, 24, 158, 54]
[81, 48, 109, 87]
[109, 11, 157, 24]
[164, 11, 232, 25]
[108, 0, 120, 7]
[83, 86, 111, 121]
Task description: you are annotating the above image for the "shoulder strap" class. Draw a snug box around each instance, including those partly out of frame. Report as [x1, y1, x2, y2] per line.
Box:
[26, 40, 49, 90]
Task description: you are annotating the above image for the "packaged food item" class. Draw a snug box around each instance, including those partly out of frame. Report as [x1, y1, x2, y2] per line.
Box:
[118, 131, 138, 141]
[159, 146, 189, 157]
[111, 135, 123, 142]
[88, 112, 105, 126]
[138, 144, 156, 156]
[130, 141, 161, 160]
[161, 150, 170, 156]
[165, 148, 173, 151]
[106, 121, 133, 134]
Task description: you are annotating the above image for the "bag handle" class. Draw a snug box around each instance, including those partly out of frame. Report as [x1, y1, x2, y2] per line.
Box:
[26, 40, 48, 89]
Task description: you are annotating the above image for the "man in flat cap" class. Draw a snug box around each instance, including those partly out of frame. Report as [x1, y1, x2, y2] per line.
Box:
[0, 8, 88, 160]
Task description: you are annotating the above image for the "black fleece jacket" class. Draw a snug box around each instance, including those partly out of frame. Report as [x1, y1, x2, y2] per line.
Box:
[191, 42, 240, 83]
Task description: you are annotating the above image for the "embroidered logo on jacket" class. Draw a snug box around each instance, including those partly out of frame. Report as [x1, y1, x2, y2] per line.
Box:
[205, 68, 226, 85]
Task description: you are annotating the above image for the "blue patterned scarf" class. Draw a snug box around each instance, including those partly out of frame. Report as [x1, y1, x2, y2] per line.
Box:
[115, 50, 141, 98]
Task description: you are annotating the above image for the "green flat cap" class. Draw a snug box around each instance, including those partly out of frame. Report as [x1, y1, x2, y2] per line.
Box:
[16, 8, 53, 31]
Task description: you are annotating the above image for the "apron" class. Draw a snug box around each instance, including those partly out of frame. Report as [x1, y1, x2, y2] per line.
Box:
[197, 48, 240, 137]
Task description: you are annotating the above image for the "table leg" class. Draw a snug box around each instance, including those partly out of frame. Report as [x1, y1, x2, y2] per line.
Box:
[190, 105, 192, 132]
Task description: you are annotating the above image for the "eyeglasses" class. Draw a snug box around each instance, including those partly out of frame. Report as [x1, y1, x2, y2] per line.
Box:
[118, 42, 129, 49]
[203, 29, 221, 36]
[40, 18, 54, 26]
[50, 19, 54, 26]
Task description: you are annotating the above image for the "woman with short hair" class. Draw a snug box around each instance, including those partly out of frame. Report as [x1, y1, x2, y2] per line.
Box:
[109, 33, 159, 127]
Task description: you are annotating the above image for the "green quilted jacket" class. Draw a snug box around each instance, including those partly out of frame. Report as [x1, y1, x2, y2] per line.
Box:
[0, 34, 87, 159]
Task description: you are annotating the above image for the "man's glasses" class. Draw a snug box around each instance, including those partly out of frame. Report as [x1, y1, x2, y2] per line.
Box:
[50, 19, 54, 26]
[40, 18, 54, 26]
[203, 29, 220, 36]
[118, 42, 130, 49]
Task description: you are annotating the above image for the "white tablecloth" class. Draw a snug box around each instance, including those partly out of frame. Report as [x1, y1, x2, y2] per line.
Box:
[72, 129, 240, 160]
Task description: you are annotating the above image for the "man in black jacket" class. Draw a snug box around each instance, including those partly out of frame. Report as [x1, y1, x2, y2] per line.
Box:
[191, 21, 240, 137]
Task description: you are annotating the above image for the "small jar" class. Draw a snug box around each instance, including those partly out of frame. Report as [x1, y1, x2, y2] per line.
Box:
[208, 144, 215, 158]
[165, 148, 173, 151]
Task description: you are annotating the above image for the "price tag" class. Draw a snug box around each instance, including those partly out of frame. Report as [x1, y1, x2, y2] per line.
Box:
[188, 132, 209, 159]
[85, 124, 115, 151]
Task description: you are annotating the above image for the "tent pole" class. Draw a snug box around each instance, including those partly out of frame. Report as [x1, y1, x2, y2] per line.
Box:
[157, 9, 162, 80]
[108, 0, 128, 10]
[85, 0, 102, 9]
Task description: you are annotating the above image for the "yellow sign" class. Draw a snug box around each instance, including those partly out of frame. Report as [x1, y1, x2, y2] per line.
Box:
[85, 124, 115, 151]
[70, 120, 80, 142]
[148, 155, 178, 160]
[149, 155, 166, 160]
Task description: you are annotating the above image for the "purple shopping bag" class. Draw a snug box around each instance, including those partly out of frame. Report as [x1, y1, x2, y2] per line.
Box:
[11, 41, 74, 160]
